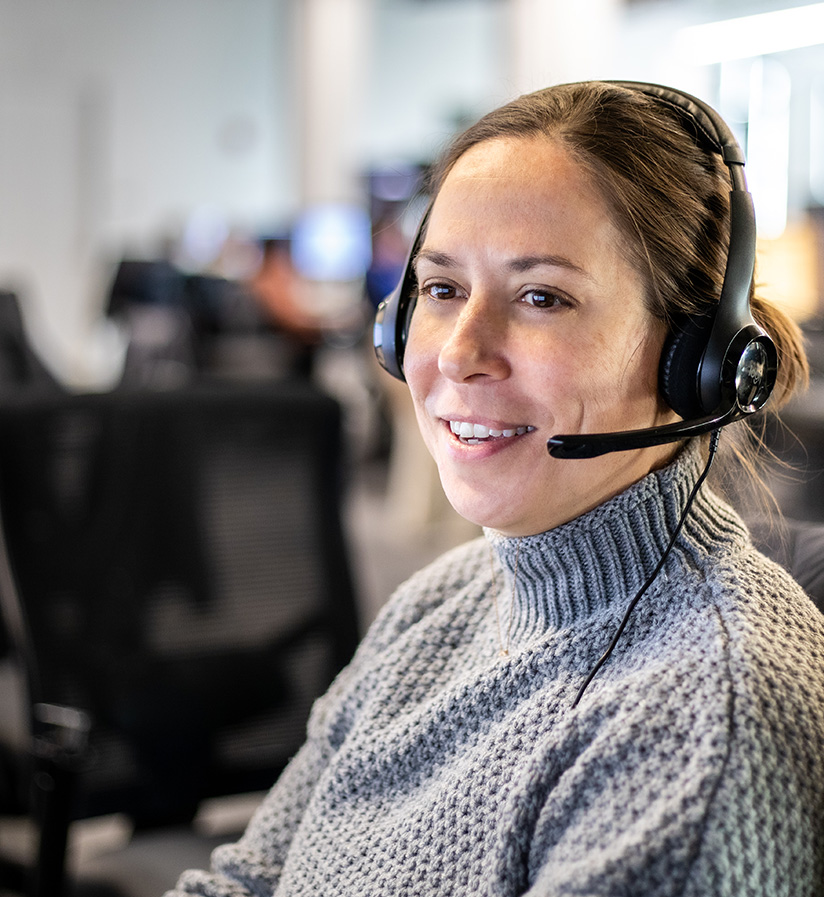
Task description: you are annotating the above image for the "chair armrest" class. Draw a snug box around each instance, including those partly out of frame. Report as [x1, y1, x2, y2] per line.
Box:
[30, 703, 90, 897]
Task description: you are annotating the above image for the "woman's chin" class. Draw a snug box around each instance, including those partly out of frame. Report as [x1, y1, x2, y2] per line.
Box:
[443, 489, 537, 537]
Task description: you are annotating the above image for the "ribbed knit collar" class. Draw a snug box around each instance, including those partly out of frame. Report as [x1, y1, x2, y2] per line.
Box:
[484, 441, 749, 639]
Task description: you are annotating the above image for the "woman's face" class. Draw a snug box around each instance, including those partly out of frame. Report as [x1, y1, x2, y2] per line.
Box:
[403, 136, 680, 537]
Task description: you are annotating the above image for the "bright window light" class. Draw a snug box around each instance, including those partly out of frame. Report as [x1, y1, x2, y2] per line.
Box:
[676, 3, 824, 64]
[811, 77, 824, 204]
[745, 58, 791, 240]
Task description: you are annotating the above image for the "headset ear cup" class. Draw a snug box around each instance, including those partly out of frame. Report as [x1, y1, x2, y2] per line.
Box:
[373, 203, 431, 381]
[659, 315, 714, 420]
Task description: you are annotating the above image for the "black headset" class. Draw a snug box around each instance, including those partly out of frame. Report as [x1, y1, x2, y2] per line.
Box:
[372, 80, 778, 460]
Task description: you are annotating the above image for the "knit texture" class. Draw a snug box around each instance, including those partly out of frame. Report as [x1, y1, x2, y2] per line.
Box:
[168, 443, 824, 896]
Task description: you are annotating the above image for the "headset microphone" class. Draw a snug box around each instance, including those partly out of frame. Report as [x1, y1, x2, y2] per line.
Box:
[373, 81, 779, 457]
[547, 406, 739, 459]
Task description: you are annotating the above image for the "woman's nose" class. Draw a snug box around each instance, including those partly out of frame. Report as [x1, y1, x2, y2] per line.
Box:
[437, 297, 511, 383]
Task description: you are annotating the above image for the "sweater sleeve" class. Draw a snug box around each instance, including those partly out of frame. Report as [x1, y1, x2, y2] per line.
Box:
[165, 732, 326, 896]
[163, 550, 471, 897]
[163, 662, 376, 894]
[165, 629, 370, 897]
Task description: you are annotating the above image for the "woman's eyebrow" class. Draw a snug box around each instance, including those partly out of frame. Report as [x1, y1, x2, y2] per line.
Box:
[506, 254, 591, 279]
[414, 249, 456, 270]
[414, 249, 591, 280]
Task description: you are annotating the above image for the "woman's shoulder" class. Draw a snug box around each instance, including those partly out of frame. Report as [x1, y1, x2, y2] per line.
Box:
[365, 535, 490, 648]
[618, 522, 824, 714]
[679, 542, 824, 894]
[744, 516, 824, 613]
[659, 532, 824, 758]
[676, 492, 824, 633]
[708, 527, 824, 638]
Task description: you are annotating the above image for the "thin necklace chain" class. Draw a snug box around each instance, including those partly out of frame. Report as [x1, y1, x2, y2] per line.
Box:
[489, 539, 521, 658]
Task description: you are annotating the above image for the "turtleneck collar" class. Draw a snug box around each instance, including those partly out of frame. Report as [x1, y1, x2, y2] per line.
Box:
[483, 441, 749, 640]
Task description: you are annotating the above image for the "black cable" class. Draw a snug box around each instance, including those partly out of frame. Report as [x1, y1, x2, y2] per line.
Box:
[572, 430, 722, 708]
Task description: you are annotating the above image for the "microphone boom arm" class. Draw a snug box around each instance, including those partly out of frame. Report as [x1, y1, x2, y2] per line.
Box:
[546, 405, 741, 459]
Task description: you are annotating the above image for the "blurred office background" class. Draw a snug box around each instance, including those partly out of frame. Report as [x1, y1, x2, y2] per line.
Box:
[2, 0, 824, 893]
[2, 0, 824, 609]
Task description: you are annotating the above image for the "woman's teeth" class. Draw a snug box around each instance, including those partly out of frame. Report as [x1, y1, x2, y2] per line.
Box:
[449, 421, 534, 444]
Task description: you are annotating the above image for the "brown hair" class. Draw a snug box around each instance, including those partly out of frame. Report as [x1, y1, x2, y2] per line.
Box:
[429, 81, 808, 408]
[427, 81, 809, 509]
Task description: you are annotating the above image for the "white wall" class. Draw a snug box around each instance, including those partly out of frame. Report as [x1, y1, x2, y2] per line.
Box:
[362, 0, 508, 166]
[0, 0, 294, 385]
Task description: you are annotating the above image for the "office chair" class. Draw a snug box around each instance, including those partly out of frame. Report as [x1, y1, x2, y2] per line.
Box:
[0, 291, 63, 395]
[757, 379, 824, 526]
[0, 381, 360, 897]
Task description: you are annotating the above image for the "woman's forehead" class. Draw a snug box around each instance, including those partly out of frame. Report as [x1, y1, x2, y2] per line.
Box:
[427, 139, 616, 252]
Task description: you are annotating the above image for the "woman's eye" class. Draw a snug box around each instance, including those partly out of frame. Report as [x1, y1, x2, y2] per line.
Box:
[522, 289, 567, 309]
[421, 282, 457, 301]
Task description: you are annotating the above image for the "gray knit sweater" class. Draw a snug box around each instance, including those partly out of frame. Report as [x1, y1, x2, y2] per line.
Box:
[169, 444, 824, 896]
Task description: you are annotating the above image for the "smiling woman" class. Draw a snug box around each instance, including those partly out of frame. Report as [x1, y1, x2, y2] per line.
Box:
[168, 82, 824, 897]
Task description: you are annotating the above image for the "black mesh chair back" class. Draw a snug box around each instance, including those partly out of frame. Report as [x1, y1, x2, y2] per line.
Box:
[0, 382, 360, 895]
[0, 291, 63, 395]
[758, 382, 824, 525]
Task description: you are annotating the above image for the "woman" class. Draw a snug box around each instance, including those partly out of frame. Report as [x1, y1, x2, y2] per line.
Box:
[169, 82, 824, 896]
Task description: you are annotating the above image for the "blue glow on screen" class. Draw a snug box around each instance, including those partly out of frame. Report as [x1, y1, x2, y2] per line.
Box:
[291, 204, 372, 281]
